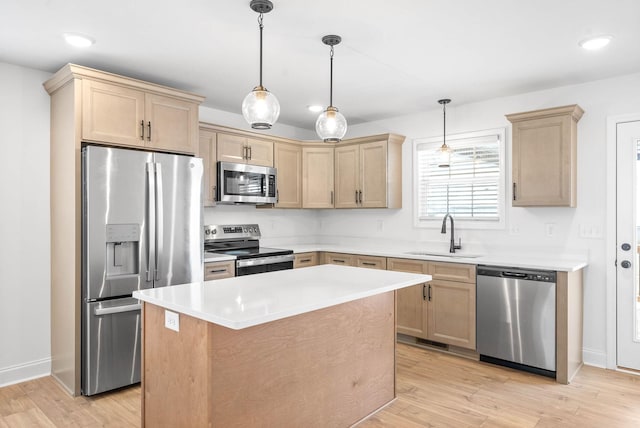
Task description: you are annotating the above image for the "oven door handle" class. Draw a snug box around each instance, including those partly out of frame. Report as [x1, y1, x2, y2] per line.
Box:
[236, 254, 295, 268]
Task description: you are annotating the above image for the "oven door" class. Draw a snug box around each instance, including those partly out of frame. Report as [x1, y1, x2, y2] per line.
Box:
[236, 254, 294, 276]
[217, 161, 276, 204]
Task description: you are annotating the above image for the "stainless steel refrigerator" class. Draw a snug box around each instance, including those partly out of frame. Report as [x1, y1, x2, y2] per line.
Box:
[81, 145, 203, 396]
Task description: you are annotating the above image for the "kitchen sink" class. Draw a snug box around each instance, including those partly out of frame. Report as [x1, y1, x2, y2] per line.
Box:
[403, 251, 482, 259]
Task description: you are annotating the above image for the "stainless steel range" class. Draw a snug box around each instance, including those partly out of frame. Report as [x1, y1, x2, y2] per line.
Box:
[204, 224, 294, 276]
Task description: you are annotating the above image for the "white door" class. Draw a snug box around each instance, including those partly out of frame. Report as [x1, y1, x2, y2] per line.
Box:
[617, 120, 640, 370]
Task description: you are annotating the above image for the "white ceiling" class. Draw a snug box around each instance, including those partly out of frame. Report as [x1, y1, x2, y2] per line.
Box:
[2, 0, 639, 130]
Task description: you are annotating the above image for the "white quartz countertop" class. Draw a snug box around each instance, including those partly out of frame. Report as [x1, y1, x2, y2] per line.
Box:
[286, 244, 587, 272]
[133, 264, 431, 330]
[203, 252, 235, 263]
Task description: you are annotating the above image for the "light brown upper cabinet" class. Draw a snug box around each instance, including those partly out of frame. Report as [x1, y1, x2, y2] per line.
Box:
[302, 146, 335, 208]
[334, 135, 404, 209]
[82, 79, 200, 154]
[274, 142, 302, 208]
[199, 126, 217, 207]
[217, 132, 274, 167]
[507, 105, 584, 207]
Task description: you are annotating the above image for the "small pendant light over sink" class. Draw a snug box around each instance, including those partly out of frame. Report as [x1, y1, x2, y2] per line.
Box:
[242, 0, 280, 130]
[437, 98, 451, 168]
[316, 35, 347, 142]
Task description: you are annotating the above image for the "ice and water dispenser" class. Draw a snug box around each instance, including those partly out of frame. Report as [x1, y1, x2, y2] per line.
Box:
[105, 224, 141, 295]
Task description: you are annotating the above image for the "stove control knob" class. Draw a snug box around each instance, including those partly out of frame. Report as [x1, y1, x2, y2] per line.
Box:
[205, 229, 210, 235]
[212, 229, 217, 235]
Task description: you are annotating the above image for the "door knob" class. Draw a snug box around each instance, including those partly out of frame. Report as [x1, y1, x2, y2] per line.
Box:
[621, 260, 632, 269]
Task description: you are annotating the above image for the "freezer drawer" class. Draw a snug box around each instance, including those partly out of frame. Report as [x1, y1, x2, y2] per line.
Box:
[82, 297, 142, 396]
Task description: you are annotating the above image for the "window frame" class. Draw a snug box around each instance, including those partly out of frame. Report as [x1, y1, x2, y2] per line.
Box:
[412, 127, 506, 230]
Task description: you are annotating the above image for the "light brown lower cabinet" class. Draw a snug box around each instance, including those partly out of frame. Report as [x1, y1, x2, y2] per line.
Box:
[203, 260, 235, 281]
[321, 252, 387, 270]
[389, 258, 476, 350]
[388, 258, 430, 338]
[322, 252, 355, 266]
[293, 252, 318, 269]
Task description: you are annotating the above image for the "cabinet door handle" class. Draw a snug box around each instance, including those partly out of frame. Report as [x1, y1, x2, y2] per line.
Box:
[212, 185, 217, 202]
[147, 121, 151, 141]
[513, 182, 517, 201]
[422, 284, 427, 301]
[276, 189, 279, 203]
[330, 190, 334, 205]
[359, 190, 362, 204]
[428, 284, 432, 301]
[248, 146, 252, 160]
[140, 120, 145, 140]
[355, 190, 358, 204]
[243, 145, 247, 160]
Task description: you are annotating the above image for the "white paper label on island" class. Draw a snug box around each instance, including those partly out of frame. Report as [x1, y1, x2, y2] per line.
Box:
[164, 310, 179, 332]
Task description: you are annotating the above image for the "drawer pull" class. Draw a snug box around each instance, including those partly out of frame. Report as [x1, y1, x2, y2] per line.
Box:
[361, 262, 376, 266]
[299, 258, 311, 263]
[208, 268, 228, 274]
[333, 259, 345, 263]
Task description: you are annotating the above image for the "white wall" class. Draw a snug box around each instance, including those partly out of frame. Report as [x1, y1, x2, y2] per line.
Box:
[318, 72, 640, 366]
[0, 63, 52, 386]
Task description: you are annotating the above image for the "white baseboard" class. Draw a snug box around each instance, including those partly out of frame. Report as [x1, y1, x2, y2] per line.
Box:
[583, 348, 607, 368]
[0, 357, 51, 388]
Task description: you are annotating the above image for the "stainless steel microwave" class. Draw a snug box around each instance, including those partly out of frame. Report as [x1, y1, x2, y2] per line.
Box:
[217, 161, 277, 204]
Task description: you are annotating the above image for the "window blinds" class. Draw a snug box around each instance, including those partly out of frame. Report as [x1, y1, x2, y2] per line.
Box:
[416, 134, 501, 221]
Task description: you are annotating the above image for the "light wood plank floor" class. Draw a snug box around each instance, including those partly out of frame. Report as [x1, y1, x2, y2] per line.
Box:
[2, 343, 640, 427]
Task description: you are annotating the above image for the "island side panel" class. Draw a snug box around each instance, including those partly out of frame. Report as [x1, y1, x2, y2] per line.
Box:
[208, 291, 396, 427]
[142, 303, 210, 428]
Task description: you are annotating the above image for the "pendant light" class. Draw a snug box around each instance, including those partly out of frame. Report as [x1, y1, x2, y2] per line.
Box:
[316, 35, 347, 142]
[242, 0, 280, 130]
[437, 98, 451, 168]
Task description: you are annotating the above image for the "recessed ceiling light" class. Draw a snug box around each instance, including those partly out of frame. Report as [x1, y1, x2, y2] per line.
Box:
[307, 105, 323, 113]
[579, 35, 612, 51]
[63, 32, 95, 48]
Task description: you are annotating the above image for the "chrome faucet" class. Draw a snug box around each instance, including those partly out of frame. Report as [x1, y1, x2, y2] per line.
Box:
[441, 213, 462, 253]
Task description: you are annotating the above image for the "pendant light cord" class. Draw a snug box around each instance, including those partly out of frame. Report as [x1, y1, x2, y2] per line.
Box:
[258, 13, 264, 87]
[443, 101, 446, 147]
[329, 46, 334, 107]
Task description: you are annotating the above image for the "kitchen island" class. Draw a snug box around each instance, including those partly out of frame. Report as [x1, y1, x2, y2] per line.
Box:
[133, 264, 431, 428]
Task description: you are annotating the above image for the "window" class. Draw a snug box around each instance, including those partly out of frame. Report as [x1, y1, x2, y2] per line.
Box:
[413, 128, 505, 229]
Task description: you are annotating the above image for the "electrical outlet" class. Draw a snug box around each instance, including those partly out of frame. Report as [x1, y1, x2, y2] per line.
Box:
[545, 223, 555, 237]
[165, 310, 179, 332]
[509, 225, 520, 235]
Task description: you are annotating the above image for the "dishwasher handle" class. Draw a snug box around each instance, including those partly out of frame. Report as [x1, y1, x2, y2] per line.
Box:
[500, 271, 528, 279]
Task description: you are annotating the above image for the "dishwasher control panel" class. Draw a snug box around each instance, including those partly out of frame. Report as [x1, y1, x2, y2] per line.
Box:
[476, 266, 556, 283]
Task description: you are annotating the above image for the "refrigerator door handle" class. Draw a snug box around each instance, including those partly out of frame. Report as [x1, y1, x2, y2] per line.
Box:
[146, 162, 156, 282]
[94, 303, 142, 316]
[154, 162, 164, 282]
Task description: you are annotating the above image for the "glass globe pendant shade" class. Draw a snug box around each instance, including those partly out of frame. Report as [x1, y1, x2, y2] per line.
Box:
[315, 106, 347, 143]
[242, 86, 280, 130]
[437, 143, 451, 168]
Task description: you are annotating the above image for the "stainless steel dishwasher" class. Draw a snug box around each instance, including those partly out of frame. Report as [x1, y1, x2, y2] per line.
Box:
[476, 265, 556, 377]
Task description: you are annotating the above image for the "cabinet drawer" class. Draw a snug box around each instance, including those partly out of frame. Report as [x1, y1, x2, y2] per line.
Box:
[323, 252, 355, 266]
[204, 261, 235, 281]
[294, 252, 318, 269]
[387, 258, 429, 274]
[429, 262, 476, 283]
[354, 255, 387, 270]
